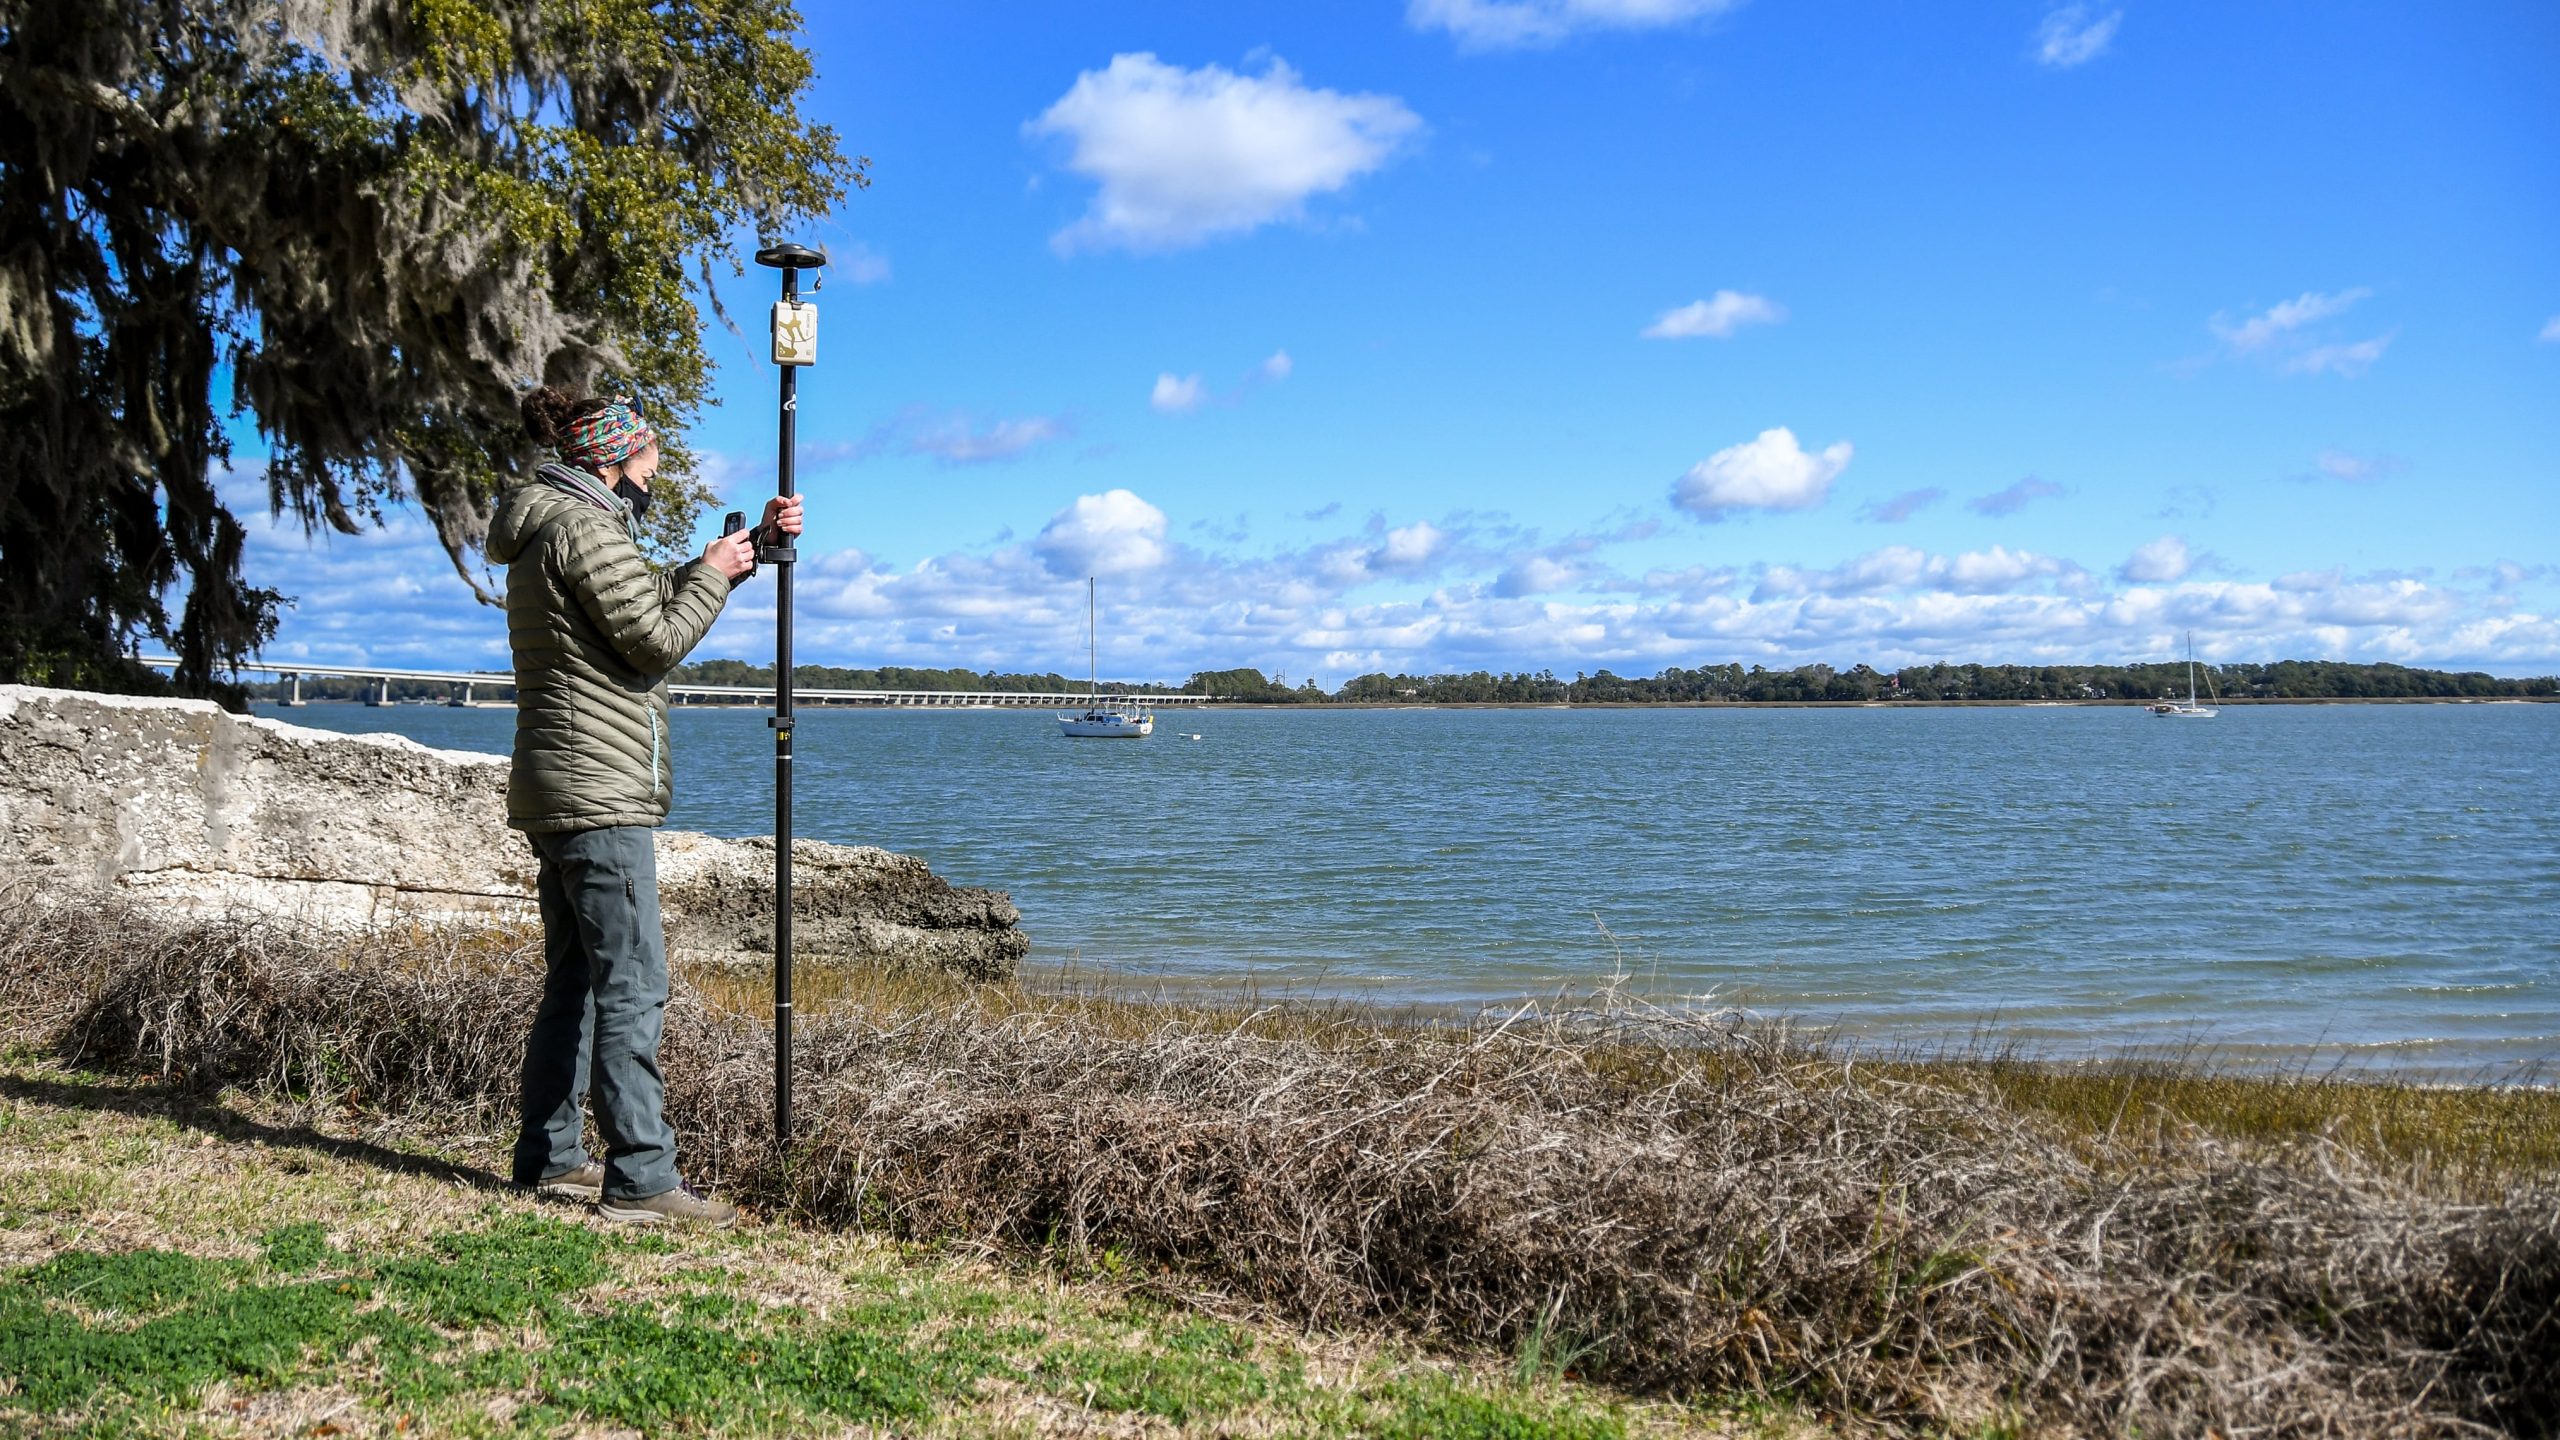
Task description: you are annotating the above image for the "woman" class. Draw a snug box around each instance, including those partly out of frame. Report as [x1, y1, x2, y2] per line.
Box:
[485, 385, 802, 1226]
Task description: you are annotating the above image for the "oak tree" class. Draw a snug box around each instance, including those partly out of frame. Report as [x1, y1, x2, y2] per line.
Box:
[0, 0, 858, 699]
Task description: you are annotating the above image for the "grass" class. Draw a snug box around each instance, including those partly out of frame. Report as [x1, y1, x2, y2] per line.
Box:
[4, 889, 2555, 1437]
[1908, 1053, 2560, 1191]
[697, 960, 2560, 1193]
[0, 1049, 1774, 1439]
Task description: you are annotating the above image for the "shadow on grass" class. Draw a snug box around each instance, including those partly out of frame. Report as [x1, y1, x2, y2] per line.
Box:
[0, 1069, 511, 1195]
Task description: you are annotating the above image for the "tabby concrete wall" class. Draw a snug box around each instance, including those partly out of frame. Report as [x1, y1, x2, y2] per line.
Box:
[0, 685, 1025, 980]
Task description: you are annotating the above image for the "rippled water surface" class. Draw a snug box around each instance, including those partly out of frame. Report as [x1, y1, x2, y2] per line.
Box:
[265, 701, 2560, 1073]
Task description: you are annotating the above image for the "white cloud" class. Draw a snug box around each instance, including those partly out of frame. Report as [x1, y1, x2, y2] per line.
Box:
[2284, 334, 2392, 378]
[691, 449, 769, 503]
[1636, 564, 1740, 599]
[216, 466, 510, 672]
[1033, 489, 1170, 578]
[1858, 487, 1945, 524]
[1151, 351, 1292, 413]
[1377, 520, 1447, 572]
[1150, 373, 1206, 413]
[726, 533, 2558, 682]
[1671, 427, 1854, 522]
[2199, 289, 2388, 378]
[2476, 561, 2555, 592]
[1641, 290, 1785, 340]
[834, 242, 892, 286]
[909, 414, 1073, 465]
[1495, 555, 1580, 597]
[2303, 449, 2407, 485]
[1967, 477, 2066, 516]
[234, 465, 2560, 682]
[1408, 0, 1740, 51]
[1946, 545, 2082, 593]
[1025, 54, 1422, 253]
[2034, 5, 2122, 67]
[2120, 534, 2192, 584]
[1755, 544, 2083, 600]
[2541, 315, 2560, 343]
[789, 409, 1079, 471]
[2210, 288, 2370, 355]
[1756, 547, 1927, 599]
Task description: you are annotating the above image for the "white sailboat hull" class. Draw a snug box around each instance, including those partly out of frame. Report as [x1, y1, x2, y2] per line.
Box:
[1061, 576, 1153, 737]
[1059, 711, 1153, 738]
[2150, 632, 2219, 717]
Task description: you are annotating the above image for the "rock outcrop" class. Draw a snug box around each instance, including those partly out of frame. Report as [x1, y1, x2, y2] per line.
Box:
[0, 685, 1026, 981]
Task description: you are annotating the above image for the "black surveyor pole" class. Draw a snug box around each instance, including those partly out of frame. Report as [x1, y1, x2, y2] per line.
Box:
[753, 242, 824, 1148]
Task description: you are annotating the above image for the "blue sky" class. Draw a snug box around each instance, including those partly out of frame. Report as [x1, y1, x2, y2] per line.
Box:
[247, 0, 2560, 682]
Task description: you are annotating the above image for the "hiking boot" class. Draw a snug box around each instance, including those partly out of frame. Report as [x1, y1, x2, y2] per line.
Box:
[529, 1162, 605, 1203]
[598, 1183, 738, 1229]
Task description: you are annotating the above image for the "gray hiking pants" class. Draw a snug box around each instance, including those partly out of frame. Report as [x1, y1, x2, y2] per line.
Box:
[511, 824, 679, 1201]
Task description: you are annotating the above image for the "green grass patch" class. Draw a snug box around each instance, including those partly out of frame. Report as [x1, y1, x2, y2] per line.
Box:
[0, 1215, 620, 1423]
[1043, 1315, 1288, 1420]
[1, 1221, 1667, 1438]
[18, 1247, 245, 1317]
[374, 1210, 609, 1326]
[0, 1272, 367, 1411]
[258, 1221, 335, 1274]
[540, 1302, 967, 1430]
[1354, 1374, 1630, 1439]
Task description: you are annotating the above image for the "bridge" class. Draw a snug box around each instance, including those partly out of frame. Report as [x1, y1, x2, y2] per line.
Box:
[136, 657, 1216, 709]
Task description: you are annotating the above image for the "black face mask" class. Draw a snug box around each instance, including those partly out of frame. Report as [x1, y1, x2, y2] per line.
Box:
[613, 478, 652, 520]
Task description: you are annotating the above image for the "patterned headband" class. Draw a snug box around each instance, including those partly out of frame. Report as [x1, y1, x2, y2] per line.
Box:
[556, 400, 658, 471]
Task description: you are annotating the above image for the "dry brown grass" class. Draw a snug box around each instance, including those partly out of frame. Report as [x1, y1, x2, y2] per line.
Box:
[701, 963, 2560, 1194]
[1896, 1054, 2560, 1195]
[5, 884, 2554, 1438]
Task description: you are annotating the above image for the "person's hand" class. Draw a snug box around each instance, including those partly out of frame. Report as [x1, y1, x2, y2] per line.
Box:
[702, 529, 755, 582]
[761, 494, 804, 543]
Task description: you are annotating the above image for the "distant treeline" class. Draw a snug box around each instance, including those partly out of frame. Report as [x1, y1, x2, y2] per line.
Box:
[1311, 660, 2559, 704]
[244, 659, 2556, 705]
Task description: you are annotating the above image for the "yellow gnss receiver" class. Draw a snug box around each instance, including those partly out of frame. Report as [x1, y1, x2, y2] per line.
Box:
[770, 299, 817, 366]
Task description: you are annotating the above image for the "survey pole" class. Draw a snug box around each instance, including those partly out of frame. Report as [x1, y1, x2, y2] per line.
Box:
[753, 242, 824, 1147]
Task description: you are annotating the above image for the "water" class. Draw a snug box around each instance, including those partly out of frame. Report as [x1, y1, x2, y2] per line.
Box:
[262, 701, 2560, 1076]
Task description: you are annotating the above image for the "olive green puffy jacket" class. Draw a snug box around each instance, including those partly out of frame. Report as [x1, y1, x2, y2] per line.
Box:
[485, 473, 732, 833]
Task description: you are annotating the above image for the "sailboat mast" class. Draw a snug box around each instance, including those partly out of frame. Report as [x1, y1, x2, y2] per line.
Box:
[1087, 576, 1098, 700]
[2186, 629, 2198, 707]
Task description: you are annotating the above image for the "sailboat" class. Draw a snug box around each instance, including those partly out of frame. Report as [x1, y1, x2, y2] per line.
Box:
[2148, 631, 2219, 718]
[1058, 577, 1154, 739]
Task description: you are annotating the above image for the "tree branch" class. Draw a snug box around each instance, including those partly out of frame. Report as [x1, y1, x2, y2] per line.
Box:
[0, 56, 173, 142]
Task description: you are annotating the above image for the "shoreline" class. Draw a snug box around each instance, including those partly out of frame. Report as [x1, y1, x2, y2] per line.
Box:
[257, 694, 2560, 710]
[834, 959, 2560, 1089]
[1196, 694, 2560, 709]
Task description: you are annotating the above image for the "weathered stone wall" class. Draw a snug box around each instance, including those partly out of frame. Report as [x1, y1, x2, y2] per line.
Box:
[0, 685, 1025, 980]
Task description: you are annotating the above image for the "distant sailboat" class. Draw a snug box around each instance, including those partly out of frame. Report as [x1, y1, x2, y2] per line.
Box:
[1058, 577, 1154, 739]
[2149, 631, 2219, 718]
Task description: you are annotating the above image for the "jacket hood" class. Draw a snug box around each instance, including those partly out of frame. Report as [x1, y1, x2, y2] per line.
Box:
[488, 476, 603, 565]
